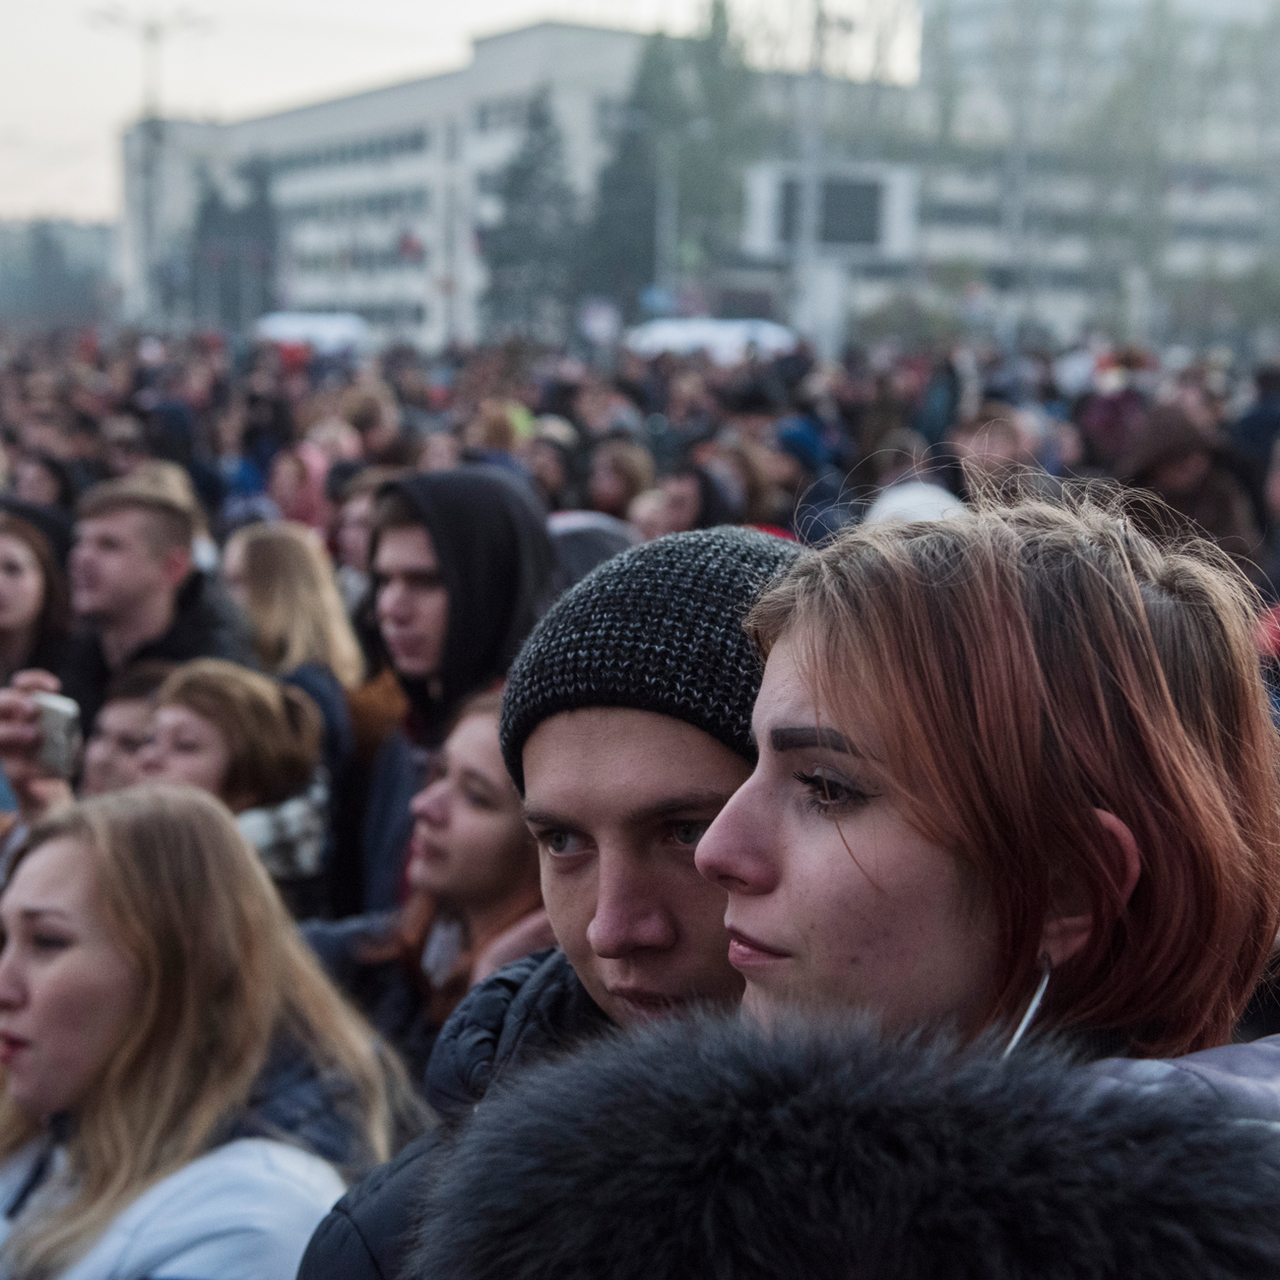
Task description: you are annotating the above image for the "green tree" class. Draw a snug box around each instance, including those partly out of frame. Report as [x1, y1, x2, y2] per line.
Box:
[481, 88, 578, 342]
[679, 0, 764, 266]
[578, 1, 765, 317]
[577, 33, 681, 315]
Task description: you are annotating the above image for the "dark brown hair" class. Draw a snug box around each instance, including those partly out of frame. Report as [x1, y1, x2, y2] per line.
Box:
[747, 491, 1280, 1057]
[0, 512, 71, 665]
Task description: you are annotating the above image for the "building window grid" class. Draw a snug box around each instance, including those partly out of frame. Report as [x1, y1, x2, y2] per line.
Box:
[270, 129, 429, 175]
[474, 96, 529, 133]
[292, 243, 430, 274]
[281, 188, 431, 225]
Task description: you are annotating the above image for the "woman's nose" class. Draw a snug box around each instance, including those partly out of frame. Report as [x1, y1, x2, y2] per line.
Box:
[410, 780, 449, 828]
[0, 944, 26, 1010]
[695, 776, 778, 896]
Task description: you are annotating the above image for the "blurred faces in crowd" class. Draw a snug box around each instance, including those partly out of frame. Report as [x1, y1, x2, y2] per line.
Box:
[70, 507, 190, 632]
[374, 525, 449, 680]
[407, 707, 541, 945]
[138, 703, 232, 799]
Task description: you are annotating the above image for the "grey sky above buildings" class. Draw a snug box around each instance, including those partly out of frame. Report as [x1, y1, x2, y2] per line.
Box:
[1, 0, 926, 224]
[0, 0, 866, 222]
[3, 0, 1258, 225]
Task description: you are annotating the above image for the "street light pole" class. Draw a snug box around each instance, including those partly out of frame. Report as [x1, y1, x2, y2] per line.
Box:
[90, 7, 211, 324]
[655, 135, 679, 296]
[794, 0, 826, 313]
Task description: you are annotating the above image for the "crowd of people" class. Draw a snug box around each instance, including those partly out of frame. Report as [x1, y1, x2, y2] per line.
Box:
[1, 324, 1280, 1276]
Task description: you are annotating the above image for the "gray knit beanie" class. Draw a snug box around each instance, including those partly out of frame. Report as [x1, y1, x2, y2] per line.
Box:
[500, 527, 803, 793]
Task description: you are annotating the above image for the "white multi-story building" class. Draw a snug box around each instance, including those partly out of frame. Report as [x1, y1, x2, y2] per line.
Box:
[121, 9, 1280, 352]
[121, 22, 643, 347]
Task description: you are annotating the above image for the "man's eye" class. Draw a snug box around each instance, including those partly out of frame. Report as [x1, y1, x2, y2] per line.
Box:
[31, 934, 69, 952]
[671, 821, 710, 847]
[541, 831, 583, 857]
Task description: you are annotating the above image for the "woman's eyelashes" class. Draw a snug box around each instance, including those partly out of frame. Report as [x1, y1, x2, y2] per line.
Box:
[792, 768, 876, 815]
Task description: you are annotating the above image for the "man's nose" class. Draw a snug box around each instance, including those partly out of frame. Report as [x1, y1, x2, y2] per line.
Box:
[586, 852, 678, 958]
[377, 578, 409, 618]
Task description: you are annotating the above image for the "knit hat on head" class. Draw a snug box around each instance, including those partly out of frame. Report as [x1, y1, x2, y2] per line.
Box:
[500, 527, 802, 793]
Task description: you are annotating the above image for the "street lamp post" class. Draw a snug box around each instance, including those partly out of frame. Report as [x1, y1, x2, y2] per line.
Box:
[90, 6, 211, 324]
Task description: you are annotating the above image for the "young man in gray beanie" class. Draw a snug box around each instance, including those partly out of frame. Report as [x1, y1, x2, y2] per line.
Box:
[298, 526, 800, 1280]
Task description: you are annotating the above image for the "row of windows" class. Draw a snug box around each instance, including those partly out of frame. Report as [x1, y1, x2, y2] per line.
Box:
[281, 188, 430, 224]
[270, 129, 429, 175]
[293, 236, 428, 274]
[921, 201, 1263, 243]
[474, 96, 529, 133]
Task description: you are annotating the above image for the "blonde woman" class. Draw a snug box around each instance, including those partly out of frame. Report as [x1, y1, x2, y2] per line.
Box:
[222, 522, 368, 877]
[0, 786, 420, 1280]
[221, 522, 365, 691]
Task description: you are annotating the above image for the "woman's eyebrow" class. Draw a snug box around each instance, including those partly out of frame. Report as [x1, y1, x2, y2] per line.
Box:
[769, 726, 855, 754]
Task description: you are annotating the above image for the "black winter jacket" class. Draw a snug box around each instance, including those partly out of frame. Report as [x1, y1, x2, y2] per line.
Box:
[295, 950, 610, 1280]
[58, 571, 255, 729]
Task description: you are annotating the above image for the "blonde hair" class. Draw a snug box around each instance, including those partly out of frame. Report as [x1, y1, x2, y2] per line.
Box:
[226, 523, 365, 689]
[158, 660, 322, 809]
[0, 786, 417, 1276]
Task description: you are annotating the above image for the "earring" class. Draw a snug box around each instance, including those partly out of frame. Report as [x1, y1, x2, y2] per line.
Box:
[1002, 954, 1052, 1058]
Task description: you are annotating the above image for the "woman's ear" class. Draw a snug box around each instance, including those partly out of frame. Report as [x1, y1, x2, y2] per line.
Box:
[1039, 809, 1142, 968]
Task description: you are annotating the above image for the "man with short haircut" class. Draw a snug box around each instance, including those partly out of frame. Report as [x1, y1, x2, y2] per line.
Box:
[298, 526, 800, 1280]
[57, 477, 253, 729]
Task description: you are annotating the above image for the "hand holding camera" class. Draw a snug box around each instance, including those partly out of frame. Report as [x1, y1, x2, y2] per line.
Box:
[0, 670, 79, 821]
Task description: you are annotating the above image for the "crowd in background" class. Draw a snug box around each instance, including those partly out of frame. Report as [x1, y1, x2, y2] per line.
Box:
[4, 323, 1280, 1277]
[5, 327, 1280, 575]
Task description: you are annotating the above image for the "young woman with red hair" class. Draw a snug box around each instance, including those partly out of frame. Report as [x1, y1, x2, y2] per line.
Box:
[697, 494, 1280, 1063]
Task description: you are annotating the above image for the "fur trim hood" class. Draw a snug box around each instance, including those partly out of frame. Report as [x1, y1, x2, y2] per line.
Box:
[409, 1014, 1280, 1280]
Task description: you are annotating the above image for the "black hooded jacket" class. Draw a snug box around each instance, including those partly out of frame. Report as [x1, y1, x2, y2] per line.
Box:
[410, 1014, 1280, 1280]
[57, 570, 255, 729]
[295, 951, 610, 1280]
[345, 467, 561, 911]
[368, 468, 561, 744]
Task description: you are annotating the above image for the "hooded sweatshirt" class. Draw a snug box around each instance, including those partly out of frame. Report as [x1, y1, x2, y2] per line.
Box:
[367, 467, 560, 747]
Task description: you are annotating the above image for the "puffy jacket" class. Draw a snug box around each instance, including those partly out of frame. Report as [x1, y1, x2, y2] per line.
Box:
[296, 950, 610, 1280]
[0, 1137, 341, 1280]
[425, 948, 610, 1117]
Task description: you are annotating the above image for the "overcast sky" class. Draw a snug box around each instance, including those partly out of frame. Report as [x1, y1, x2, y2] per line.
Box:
[0, 0, 917, 224]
